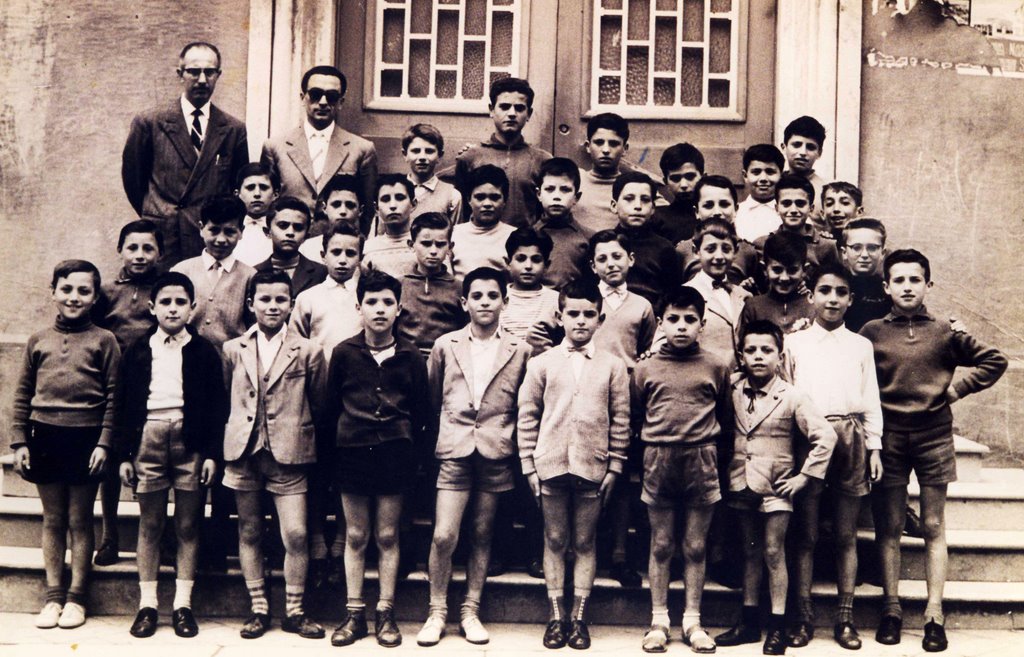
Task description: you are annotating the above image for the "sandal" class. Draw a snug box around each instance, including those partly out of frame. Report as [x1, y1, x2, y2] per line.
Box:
[683, 625, 717, 653]
[642, 624, 670, 653]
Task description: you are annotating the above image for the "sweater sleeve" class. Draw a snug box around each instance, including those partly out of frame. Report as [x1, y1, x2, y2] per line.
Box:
[637, 303, 658, 356]
[606, 359, 631, 474]
[629, 364, 647, 441]
[10, 336, 39, 448]
[97, 334, 122, 449]
[949, 330, 1009, 399]
[793, 390, 838, 480]
[516, 359, 545, 476]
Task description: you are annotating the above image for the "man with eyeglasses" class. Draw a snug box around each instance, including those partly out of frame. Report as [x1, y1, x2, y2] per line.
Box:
[261, 65, 378, 236]
[122, 42, 249, 265]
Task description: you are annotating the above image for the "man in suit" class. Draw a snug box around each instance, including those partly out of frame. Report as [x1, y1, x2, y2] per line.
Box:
[122, 42, 249, 265]
[261, 65, 377, 234]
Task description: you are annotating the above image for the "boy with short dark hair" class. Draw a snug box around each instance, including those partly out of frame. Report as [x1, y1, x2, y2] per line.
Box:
[451, 164, 517, 278]
[115, 272, 227, 639]
[403, 123, 462, 226]
[651, 143, 704, 245]
[611, 171, 682, 306]
[575, 112, 631, 233]
[234, 163, 280, 267]
[533, 157, 592, 289]
[633, 286, 732, 654]
[860, 249, 1007, 653]
[502, 228, 560, 343]
[254, 196, 328, 296]
[781, 115, 829, 229]
[318, 173, 364, 231]
[753, 174, 837, 270]
[454, 77, 552, 227]
[716, 320, 837, 656]
[736, 144, 784, 243]
[679, 175, 759, 284]
[840, 218, 889, 332]
[518, 280, 630, 651]
[739, 231, 814, 334]
[364, 174, 419, 278]
[821, 181, 864, 239]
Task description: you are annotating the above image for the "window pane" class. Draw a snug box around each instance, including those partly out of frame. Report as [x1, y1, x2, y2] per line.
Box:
[602, 0, 624, 9]
[626, 46, 649, 104]
[410, 0, 432, 32]
[628, 0, 650, 40]
[708, 78, 729, 107]
[709, 18, 731, 73]
[465, 0, 487, 35]
[490, 71, 511, 88]
[491, 11, 514, 66]
[600, 16, 622, 70]
[656, 0, 677, 9]
[711, 0, 731, 12]
[463, 41, 486, 98]
[680, 47, 703, 105]
[409, 40, 431, 96]
[654, 78, 675, 105]
[383, 9, 405, 64]
[381, 69, 403, 97]
[599, 75, 622, 104]
[654, 17, 676, 72]
[682, 0, 703, 41]
[435, 70, 457, 98]
[436, 10, 459, 65]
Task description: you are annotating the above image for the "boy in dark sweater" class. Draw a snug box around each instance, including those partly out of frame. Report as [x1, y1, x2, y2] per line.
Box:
[860, 249, 1007, 654]
[632, 286, 733, 654]
[253, 196, 328, 296]
[840, 218, 890, 332]
[534, 157, 592, 289]
[651, 143, 703, 245]
[739, 232, 815, 335]
[611, 171, 682, 306]
[753, 175, 837, 271]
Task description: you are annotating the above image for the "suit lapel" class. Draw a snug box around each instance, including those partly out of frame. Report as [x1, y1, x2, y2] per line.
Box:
[320, 127, 352, 188]
[745, 380, 786, 434]
[158, 103, 198, 170]
[264, 337, 301, 390]
[239, 331, 260, 390]
[478, 337, 518, 399]
[285, 128, 318, 191]
[185, 105, 228, 195]
[292, 256, 317, 294]
[450, 331, 475, 400]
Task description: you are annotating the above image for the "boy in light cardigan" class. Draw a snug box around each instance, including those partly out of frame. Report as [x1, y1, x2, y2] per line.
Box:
[517, 280, 630, 651]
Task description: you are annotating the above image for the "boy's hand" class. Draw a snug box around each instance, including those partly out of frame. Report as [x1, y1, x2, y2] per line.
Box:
[598, 472, 618, 508]
[119, 462, 137, 487]
[637, 348, 656, 362]
[739, 276, 759, 293]
[527, 473, 542, 502]
[13, 446, 30, 478]
[946, 386, 961, 404]
[88, 446, 108, 476]
[950, 317, 969, 334]
[789, 318, 813, 333]
[868, 450, 883, 482]
[455, 142, 475, 158]
[200, 459, 217, 486]
[777, 472, 809, 498]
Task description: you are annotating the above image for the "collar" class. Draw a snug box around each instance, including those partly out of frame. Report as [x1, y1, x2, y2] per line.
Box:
[884, 307, 935, 323]
[767, 288, 803, 303]
[658, 341, 700, 359]
[325, 271, 359, 291]
[740, 373, 782, 396]
[807, 321, 849, 341]
[344, 332, 418, 357]
[244, 214, 265, 229]
[615, 224, 654, 239]
[180, 95, 210, 118]
[201, 250, 236, 273]
[598, 281, 628, 298]
[483, 132, 528, 150]
[467, 326, 502, 344]
[537, 214, 581, 231]
[560, 341, 594, 359]
[693, 270, 731, 292]
[248, 323, 288, 343]
[54, 315, 94, 333]
[740, 196, 775, 209]
[408, 174, 439, 191]
[154, 327, 191, 347]
[303, 120, 335, 142]
[409, 263, 454, 280]
[114, 267, 159, 285]
[585, 168, 619, 183]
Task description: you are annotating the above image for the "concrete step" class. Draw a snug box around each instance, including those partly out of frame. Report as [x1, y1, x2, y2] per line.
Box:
[856, 529, 1024, 583]
[909, 468, 1024, 530]
[951, 434, 990, 483]
[3, 545, 1023, 629]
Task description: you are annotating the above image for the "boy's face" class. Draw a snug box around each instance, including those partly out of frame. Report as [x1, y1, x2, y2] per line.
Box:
[505, 245, 548, 290]
[586, 128, 628, 176]
[248, 282, 293, 333]
[660, 304, 704, 351]
[410, 227, 450, 273]
[695, 186, 736, 221]
[611, 181, 655, 228]
[694, 233, 736, 280]
[52, 272, 97, 322]
[764, 258, 806, 297]
[199, 219, 242, 260]
[811, 273, 851, 330]
[742, 159, 782, 203]
[489, 91, 532, 138]
[557, 297, 603, 348]
[150, 285, 194, 335]
[884, 262, 931, 314]
[462, 278, 505, 329]
[358, 289, 401, 336]
[776, 188, 812, 230]
[664, 163, 702, 198]
[404, 136, 441, 180]
[822, 189, 862, 231]
[782, 134, 821, 174]
[324, 190, 362, 225]
[740, 334, 782, 384]
[537, 174, 581, 220]
[119, 232, 161, 277]
[377, 184, 415, 227]
[236, 174, 277, 218]
[323, 234, 361, 284]
[841, 228, 885, 276]
[591, 240, 633, 288]
[468, 183, 506, 227]
[266, 208, 309, 257]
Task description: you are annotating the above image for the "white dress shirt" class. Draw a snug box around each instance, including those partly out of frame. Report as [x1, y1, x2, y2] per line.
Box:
[147, 328, 192, 417]
[290, 275, 363, 362]
[256, 324, 288, 372]
[304, 121, 335, 180]
[735, 196, 782, 243]
[559, 340, 594, 382]
[201, 249, 238, 279]
[598, 280, 628, 311]
[468, 327, 503, 408]
[181, 96, 210, 141]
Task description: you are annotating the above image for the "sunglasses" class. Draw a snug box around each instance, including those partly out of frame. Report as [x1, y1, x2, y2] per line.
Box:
[181, 67, 221, 79]
[306, 88, 343, 104]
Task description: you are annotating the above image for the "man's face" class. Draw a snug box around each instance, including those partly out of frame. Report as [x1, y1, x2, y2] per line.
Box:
[742, 160, 782, 203]
[462, 279, 505, 329]
[404, 137, 441, 180]
[558, 297, 603, 348]
[468, 183, 506, 227]
[248, 282, 294, 333]
[324, 190, 362, 225]
[303, 73, 344, 131]
[505, 245, 547, 290]
[178, 46, 221, 107]
[841, 228, 885, 276]
[236, 175, 277, 218]
[611, 182, 655, 228]
[119, 232, 162, 278]
[586, 128, 628, 176]
[358, 289, 401, 337]
[591, 240, 633, 288]
[776, 188, 812, 229]
[695, 186, 736, 221]
[489, 91, 532, 138]
[322, 234, 361, 284]
[536, 174, 580, 220]
[664, 163, 702, 198]
[782, 134, 821, 174]
[150, 285, 194, 335]
[266, 209, 309, 257]
[410, 228, 450, 273]
[199, 220, 241, 260]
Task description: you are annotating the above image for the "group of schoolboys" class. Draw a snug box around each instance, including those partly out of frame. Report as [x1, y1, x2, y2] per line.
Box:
[13, 73, 1008, 657]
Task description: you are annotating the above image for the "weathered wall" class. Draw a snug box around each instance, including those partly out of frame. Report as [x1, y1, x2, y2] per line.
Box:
[860, 1, 1024, 463]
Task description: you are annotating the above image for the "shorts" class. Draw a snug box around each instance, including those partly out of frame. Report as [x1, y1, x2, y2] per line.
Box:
[133, 418, 202, 494]
[726, 487, 793, 514]
[436, 452, 515, 493]
[642, 443, 721, 508]
[334, 439, 416, 497]
[824, 415, 870, 497]
[223, 450, 308, 495]
[879, 422, 957, 488]
[540, 473, 601, 499]
[24, 422, 102, 486]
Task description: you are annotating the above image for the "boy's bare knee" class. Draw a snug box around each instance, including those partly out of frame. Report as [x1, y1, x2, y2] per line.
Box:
[282, 526, 307, 553]
[764, 541, 785, 567]
[573, 532, 595, 555]
[650, 535, 675, 563]
[471, 523, 493, 550]
[682, 537, 708, 564]
[238, 519, 262, 546]
[432, 528, 459, 556]
[545, 530, 568, 554]
[346, 526, 369, 552]
[920, 515, 944, 542]
[139, 513, 165, 538]
[375, 528, 399, 551]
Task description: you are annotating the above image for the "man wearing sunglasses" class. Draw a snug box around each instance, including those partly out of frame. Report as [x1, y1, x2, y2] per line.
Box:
[261, 65, 378, 236]
[122, 42, 249, 265]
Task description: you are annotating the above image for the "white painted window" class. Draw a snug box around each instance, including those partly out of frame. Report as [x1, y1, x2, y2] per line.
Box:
[369, 0, 527, 113]
[590, 0, 746, 120]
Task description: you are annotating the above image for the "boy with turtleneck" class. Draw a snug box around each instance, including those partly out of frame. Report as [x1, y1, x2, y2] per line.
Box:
[611, 171, 682, 306]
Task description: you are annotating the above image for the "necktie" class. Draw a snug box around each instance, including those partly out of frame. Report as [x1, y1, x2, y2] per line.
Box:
[567, 345, 589, 354]
[190, 109, 203, 152]
[209, 259, 222, 284]
[311, 133, 327, 181]
[712, 278, 733, 292]
[743, 387, 764, 413]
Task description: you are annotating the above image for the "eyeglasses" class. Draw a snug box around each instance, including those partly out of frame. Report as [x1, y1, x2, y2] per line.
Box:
[306, 88, 343, 104]
[845, 243, 883, 254]
[181, 67, 221, 79]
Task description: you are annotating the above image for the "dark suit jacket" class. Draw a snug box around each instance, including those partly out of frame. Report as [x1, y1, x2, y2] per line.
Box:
[254, 254, 328, 297]
[122, 100, 249, 264]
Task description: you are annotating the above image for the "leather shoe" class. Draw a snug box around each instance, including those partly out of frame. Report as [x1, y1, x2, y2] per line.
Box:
[94, 537, 120, 566]
[788, 620, 813, 647]
[282, 613, 325, 639]
[922, 621, 948, 652]
[239, 612, 271, 639]
[172, 607, 199, 638]
[487, 558, 508, 577]
[875, 614, 901, 645]
[129, 607, 158, 638]
[610, 561, 642, 588]
[568, 619, 591, 649]
[527, 558, 545, 579]
[716, 621, 761, 646]
[375, 607, 402, 647]
[763, 627, 788, 655]
[331, 610, 368, 646]
[833, 622, 861, 650]
[543, 619, 568, 649]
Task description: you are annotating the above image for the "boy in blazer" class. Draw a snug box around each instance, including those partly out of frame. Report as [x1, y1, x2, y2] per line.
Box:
[253, 196, 328, 296]
[517, 280, 630, 651]
[416, 267, 531, 647]
[221, 270, 328, 640]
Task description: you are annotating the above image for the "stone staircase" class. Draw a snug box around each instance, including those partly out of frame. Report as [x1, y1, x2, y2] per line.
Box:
[3, 436, 1024, 629]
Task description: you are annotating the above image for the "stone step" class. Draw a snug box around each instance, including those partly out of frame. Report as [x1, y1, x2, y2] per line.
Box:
[908, 468, 1024, 530]
[855, 529, 1024, 583]
[3, 545, 1023, 630]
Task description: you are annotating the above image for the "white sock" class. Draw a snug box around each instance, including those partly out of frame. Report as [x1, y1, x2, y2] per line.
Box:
[139, 580, 158, 610]
[652, 608, 670, 629]
[682, 612, 701, 633]
[173, 579, 194, 610]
